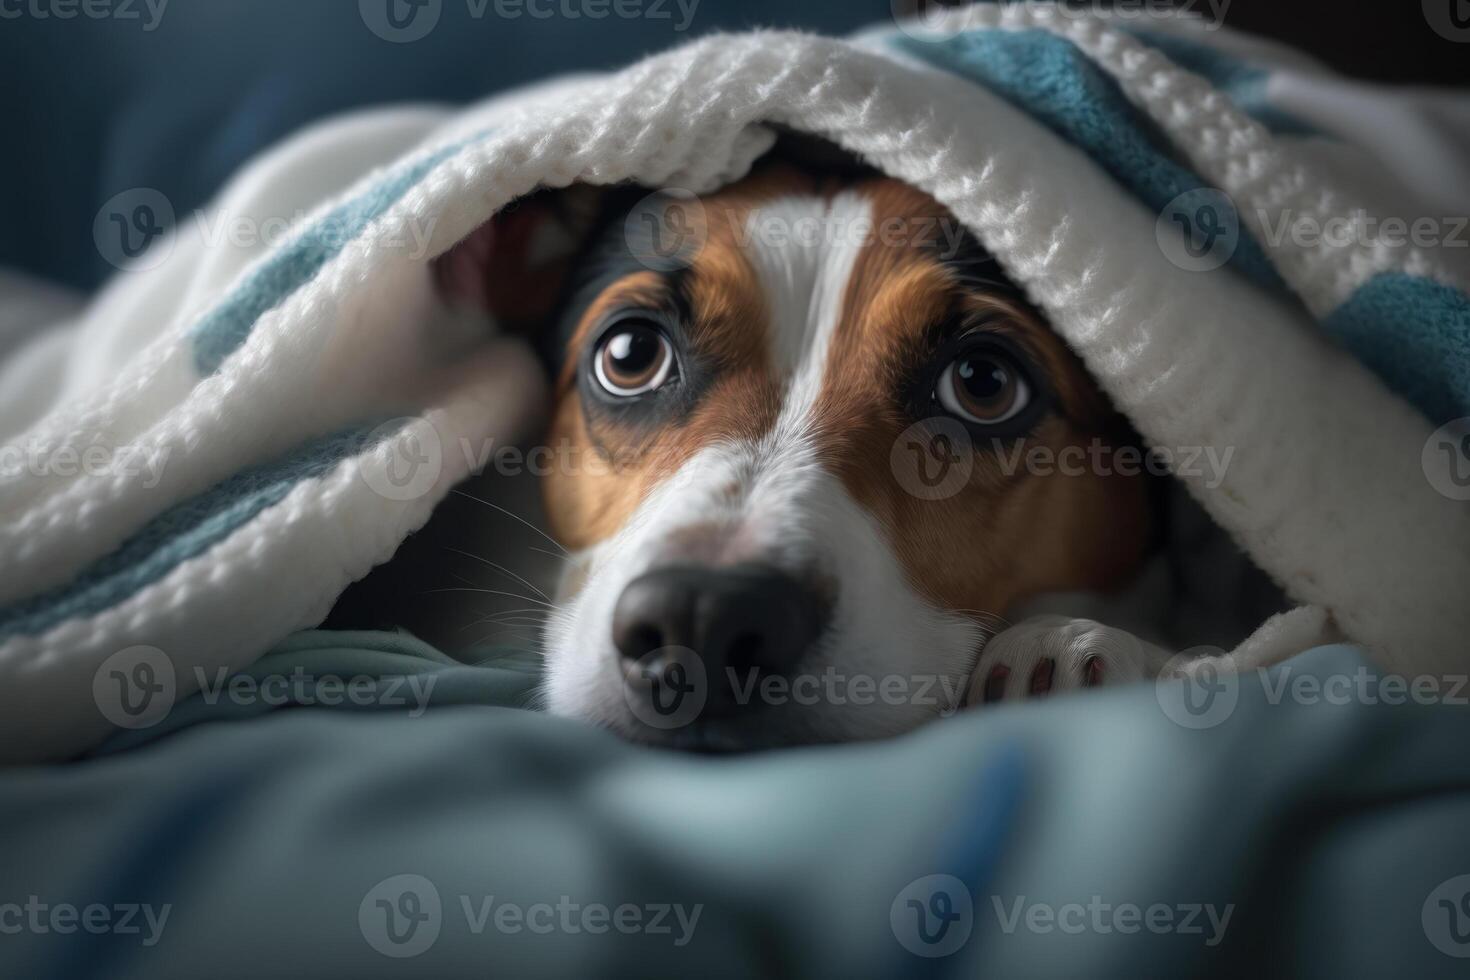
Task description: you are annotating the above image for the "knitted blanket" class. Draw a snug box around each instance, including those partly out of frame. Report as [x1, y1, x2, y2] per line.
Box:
[3, 4, 1467, 761]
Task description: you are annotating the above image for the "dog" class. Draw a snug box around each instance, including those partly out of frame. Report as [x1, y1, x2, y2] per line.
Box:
[402, 158, 1179, 749]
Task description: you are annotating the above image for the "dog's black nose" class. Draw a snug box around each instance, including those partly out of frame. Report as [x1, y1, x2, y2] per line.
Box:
[613, 564, 825, 709]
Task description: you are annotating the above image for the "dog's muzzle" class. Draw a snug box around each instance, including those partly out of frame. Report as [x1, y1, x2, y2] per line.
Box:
[613, 563, 827, 721]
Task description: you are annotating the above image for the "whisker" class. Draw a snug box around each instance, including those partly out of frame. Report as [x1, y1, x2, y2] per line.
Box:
[451, 489, 569, 555]
[443, 547, 549, 600]
[476, 607, 551, 620]
[468, 628, 543, 653]
[475, 614, 550, 628]
[478, 625, 541, 640]
[421, 587, 554, 608]
[458, 610, 550, 633]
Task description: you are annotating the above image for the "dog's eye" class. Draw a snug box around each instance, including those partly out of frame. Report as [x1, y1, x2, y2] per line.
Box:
[935, 343, 1032, 426]
[593, 319, 675, 397]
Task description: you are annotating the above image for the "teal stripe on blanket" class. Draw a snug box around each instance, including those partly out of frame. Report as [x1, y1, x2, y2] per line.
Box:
[1126, 29, 1317, 137]
[0, 424, 398, 640]
[891, 28, 1285, 292]
[187, 142, 465, 375]
[896, 27, 1470, 428]
[1324, 272, 1470, 424]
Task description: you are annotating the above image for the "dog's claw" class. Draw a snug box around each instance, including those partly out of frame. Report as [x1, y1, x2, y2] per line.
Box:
[1028, 658, 1055, 696]
[966, 616, 1168, 708]
[1082, 654, 1104, 688]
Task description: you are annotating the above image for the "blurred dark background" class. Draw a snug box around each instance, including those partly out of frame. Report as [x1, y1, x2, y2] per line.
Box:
[0, 0, 1463, 292]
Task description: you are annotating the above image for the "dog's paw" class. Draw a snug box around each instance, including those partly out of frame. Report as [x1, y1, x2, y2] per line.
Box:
[966, 615, 1170, 705]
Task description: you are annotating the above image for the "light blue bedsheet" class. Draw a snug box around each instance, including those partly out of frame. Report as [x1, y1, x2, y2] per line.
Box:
[3, 636, 1469, 978]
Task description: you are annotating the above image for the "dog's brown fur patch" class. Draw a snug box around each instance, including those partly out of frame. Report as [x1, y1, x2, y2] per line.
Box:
[543, 170, 1151, 616]
[543, 215, 782, 550]
[808, 180, 1149, 615]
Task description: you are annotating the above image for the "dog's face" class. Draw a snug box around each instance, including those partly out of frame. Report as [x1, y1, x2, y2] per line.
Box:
[503, 168, 1150, 748]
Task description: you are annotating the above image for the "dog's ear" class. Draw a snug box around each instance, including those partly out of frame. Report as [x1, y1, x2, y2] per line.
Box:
[432, 185, 606, 333]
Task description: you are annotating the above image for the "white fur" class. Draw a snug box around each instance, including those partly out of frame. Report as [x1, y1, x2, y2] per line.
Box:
[742, 193, 871, 415]
[544, 441, 980, 741]
[968, 615, 1173, 705]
